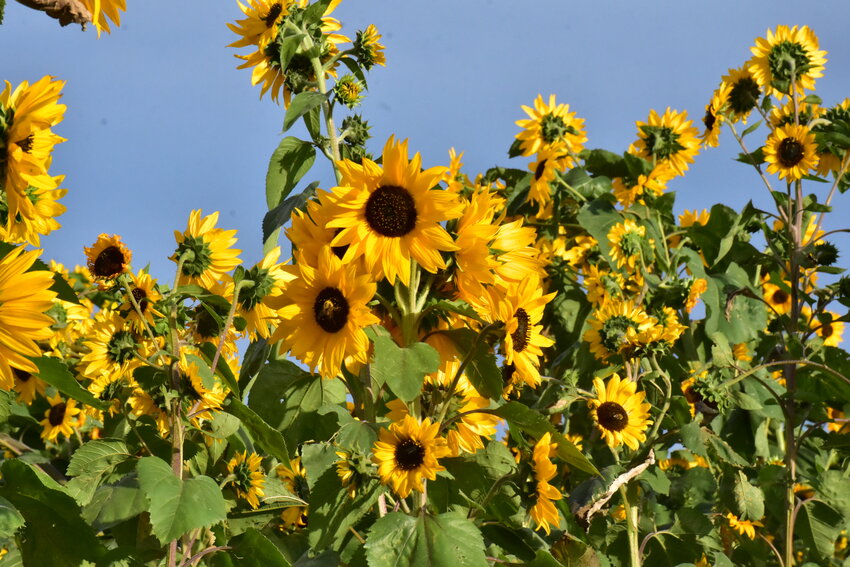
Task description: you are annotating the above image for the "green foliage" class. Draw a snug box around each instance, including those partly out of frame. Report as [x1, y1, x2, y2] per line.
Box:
[266, 136, 317, 209]
[371, 336, 440, 402]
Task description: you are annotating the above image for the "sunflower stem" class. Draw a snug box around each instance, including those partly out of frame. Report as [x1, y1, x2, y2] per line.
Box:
[211, 280, 250, 382]
[619, 484, 642, 567]
[302, 27, 342, 183]
[119, 272, 158, 346]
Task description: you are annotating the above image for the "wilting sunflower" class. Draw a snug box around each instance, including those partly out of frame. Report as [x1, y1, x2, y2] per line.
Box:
[227, 451, 266, 509]
[325, 136, 462, 286]
[372, 415, 450, 498]
[271, 247, 378, 379]
[749, 25, 827, 98]
[353, 24, 386, 70]
[725, 513, 763, 540]
[0, 76, 66, 225]
[0, 246, 56, 390]
[588, 374, 652, 450]
[79, 0, 126, 34]
[607, 218, 647, 271]
[40, 393, 82, 442]
[584, 299, 657, 361]
[171, 209, 242, 289]
[85, 234, 132, 282]
[631, 108, 700, 177]
[515, 94, 587, 159]
[277, 457, 309, 529]
[529, 432, 562, 534]
[764, 123, 819, 181]
[720, 65, 762, 123]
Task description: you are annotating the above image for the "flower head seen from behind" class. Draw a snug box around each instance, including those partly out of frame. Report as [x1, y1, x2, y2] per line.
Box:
[171, 210, 241, 289]
[632, 108, 700, 177]
[227, 451, 266, 509]
[372, 415, 450, 498]
[589, 374, 652, 450]
[749, 25, 827, 98]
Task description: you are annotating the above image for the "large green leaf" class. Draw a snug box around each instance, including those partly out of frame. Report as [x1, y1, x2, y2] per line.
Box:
[0, 496, 23, 538]
[65, 438, 133, 505]
[225, 398, 291, 467]
[29, 356, 108, 411]
[283, 92, 328, 132]
[371, 336, 440, 402]
[263, 181, 319, 244]
[0, 460, 107, 567]
[308, 468, 381, 550]
[82, 475, 148, 531]
[438, 328, 502, 400]
[266, 136, 317, 208]
[136, 456, 227, 544]
[365, 512, 488, 567]
[211, 528, 292, 567]
[797, 500, 843, 559]
[489, 401, 598, 475]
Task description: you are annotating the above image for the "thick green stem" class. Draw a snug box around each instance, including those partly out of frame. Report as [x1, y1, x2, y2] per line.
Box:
[619, 485, 641, 567]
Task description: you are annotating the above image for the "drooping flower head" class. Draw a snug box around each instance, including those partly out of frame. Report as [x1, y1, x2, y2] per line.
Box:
[721, 65, 762, 123]
[353, 24, 386, 70]
[589, 374, 652, 450]
[326, 136, 463, 286]
[372, 415, 450, 498]
[749, 25, 827, 98]
[607, 218, 648, 271]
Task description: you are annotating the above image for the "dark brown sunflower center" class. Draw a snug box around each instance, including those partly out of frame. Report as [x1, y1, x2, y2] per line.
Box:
[13, 368, 31, 382]
[17, 135, 34, 154]
[502, 362, 516, 384]
[703, 107, 717, 131]
[313, 287, 350, 333]
[511, 308, 531, 353]
[597, 401, 629, 432]
[131, 287, 149, 313]
[778, 137, 804, 167]
[263, 3, 283, 26]
[93, 246, 127, 278]
[48, 402, 67, 426]
[822, 323, 834, 338]
[394, 438, 425, 471]
[534, 159, 547, 181]
[772, 288, 789, 305]
[365, 185, 417, 237]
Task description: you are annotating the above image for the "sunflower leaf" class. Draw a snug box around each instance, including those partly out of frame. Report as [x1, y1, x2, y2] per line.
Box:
[798, 500, 843, 559]
[283, 92, 329, 133]
[225, 398, 291, 468]
[213, 528, 292, 567]
[371, 336, 440, 402]
[436, 328, 502, 400]
[263, 180, 320, 245]
[266, 136, 317, 209]
[29, 356, 109, 411]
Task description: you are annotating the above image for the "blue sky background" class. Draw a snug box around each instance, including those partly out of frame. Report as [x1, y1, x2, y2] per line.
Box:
[3, 0, 850, 279]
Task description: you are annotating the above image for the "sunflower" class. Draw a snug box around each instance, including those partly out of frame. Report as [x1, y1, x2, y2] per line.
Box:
[40, 393, 82, 442]
[769, 98, 822, 129]
[631, 108, 700, 177]
[336, 450, 370, 499]
[127, 387, 170, 437]
[584, 299, 656, 361]
[227, 0, 287, 48]
[235, 246, 294, 339]
[607, 218, 647, 271]
[588, 374, 652, 450]
[515, 94, 587, 159]
[761, 276, 792, 316]
[0, 180, 67, 246]
[582, 265, 623, 307]
[764, 123, 819, 181]
[684, 278, 707, 314]
[372, 415, 450, 498]
[85, 234, 132, 282]
[79, 0, 126, 34]
[529, 432, 562, 534]
[353, 24, 386, 70]
[679, 209, 710, 227]
[807, 309, 844, 347]
[726, 513, 763, 540]
[325, 136, 463, 286]
[749, 25, 827, 98]
[612, 164, 672, 208]
[0, 246, 56, 391]
[270, 247, 378, 379]
[227, 451, 266, 509]
[12, 369, 47, 405]
[813, 99, 850, 176]
[0, 76, 66, 225]
[701, 82, 731, 148]
[562, 234, 598, 268]
[78, 310, 146, 386]
[171, 209, 242, 289]
[527, 148, 567, 212]
[720, 65, 762, 123]
[277, 457, 309, 529]
[118, 270, 163, 332]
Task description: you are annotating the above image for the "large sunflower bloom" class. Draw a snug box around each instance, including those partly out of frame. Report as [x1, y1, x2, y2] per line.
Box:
[78, 310, 147, 387]
[607, 218, 648, 271]
[326, 136, 463, 286]
[749, 25, 827, 98]
[515, 94, 587, 159]
[118, 270, 163, 332]
[764, 123, 819, 181]
[171, 209, 242, 289]
[40, 393, 82, 442]
[372, 415, 450, 498]
[0, 76, 66, 225]
[227, 451, 266, 509]
[720, 65, 762, 123]
[584, 299, 657, 361]
[277, 457, 309, 529]
[631, 108, 700, 177]
[588, 374, 652, 451]
[529, 432, 562, 534]
[235, 246, 295, 339]
[0, 178, 67, 246]
[0, 247, 56, 390]
[270, 247, 378, 379]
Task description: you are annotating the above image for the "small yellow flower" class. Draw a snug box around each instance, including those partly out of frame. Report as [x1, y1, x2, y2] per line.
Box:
[726, 512, 763, 540]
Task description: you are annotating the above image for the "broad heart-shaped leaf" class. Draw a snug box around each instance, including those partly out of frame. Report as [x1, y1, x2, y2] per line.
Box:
[211, 528, 291, 567]
[0, 460, 107, 567]
[136, 456, 227, 544]
[437, 328, 502, 400]
[263, 180, 319, 244]
[283, 92, 329, 132]
[366, 512, 488, 567]
[720, 470, 764, 521]
[371, 336, 440, 402]
[83, 474, 148, 531]
[576, 196, 621, 265]
[225, 398, 291, 468]
[308, 468, 381, 550]
[798, 500, 844, 559]
[266, 136, 317, 209]
[66, 438, 134, 506]
[0, 389, 15, 422]
[29, 356, 108, 411]
[489, 401, 598, 475]
[0, 496, 24, 538]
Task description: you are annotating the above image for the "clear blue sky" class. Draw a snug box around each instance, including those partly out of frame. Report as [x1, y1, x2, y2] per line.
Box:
[3, 0, 850, 278]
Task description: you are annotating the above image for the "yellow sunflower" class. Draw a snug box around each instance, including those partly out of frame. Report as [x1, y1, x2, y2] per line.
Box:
[701, 82, 731, 148]
[227, 451, 266, 509]
[607, 218, 647, 271]
[118, 270, 163, 331]
[679, 209, 710, 227]
[807, 309, 844, 347]
[277, 457, 309, 529]
[336, 450, 370, 499]
[372, 415, 450, 498]
[0, 246, 56, 391]
[353, 24, 386, 70]
[127, 387, 170, 437]
[761, 277, 792, 316]
[78, 309, 146, 386]
[171, 209, 242, 289]
[529, 432, 562, 534]
[584, 299, 656, 361]
[79, 0, 126, 35]
[612, 164, 672, 208]
[40, 393, 82, 442]
[749, 25, 827, 98]
[684, 278, 708, 314]
[527, 148, 568, 212]
[0, 179, 67, 246]
[582, 265, 623, 307]
[12, 369, 47, 405]
[588, 374, 652, 450]
[0, 76, 66, 225]
[235, 246, 294, 339]
[631, 108, 700, 177]
[515, 94, 587, 159]
[720, 65, 762, 123]
[813, 99, 850, 176]
[84, 234, 132, 282]
[769, 98, 822, 129]
[764, 123, 819, 181]
[270, 247, 378, 379]
[325, 136, 463, 286]
[726, 512, 763, 540]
